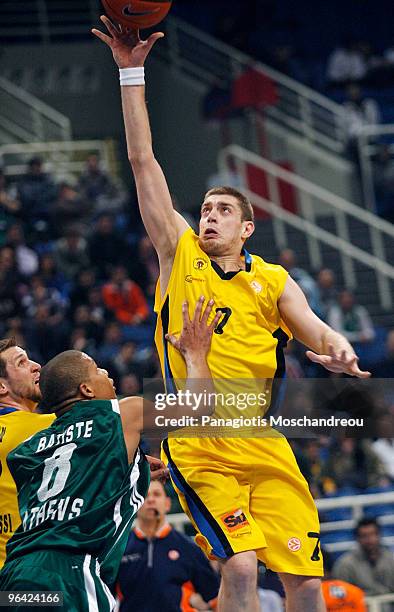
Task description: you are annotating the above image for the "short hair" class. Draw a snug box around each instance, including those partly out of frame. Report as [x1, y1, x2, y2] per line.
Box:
[355, 517, 379, 537]
[0, 337, 17, 379]
[203, 186, 254, 222]
[39, 350, 91, 413]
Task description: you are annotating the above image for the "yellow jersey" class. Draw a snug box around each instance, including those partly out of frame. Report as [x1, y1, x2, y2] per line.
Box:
[154, 229, 291, 423]
[0, 407, 54, 568]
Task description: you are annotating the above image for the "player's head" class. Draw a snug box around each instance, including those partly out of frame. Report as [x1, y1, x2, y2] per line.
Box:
[137, 481, 171, 523]
[0, 337, 42, 410]
[198, 186, 255, 257]
[355, 517, 380, 555]
[39, 350, 116, 414]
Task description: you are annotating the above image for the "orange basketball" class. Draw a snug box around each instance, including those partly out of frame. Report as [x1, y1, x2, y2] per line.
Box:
[101, 0, 171, 29]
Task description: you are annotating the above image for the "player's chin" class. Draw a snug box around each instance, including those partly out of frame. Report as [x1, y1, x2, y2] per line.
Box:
[199, 237, 221, 255]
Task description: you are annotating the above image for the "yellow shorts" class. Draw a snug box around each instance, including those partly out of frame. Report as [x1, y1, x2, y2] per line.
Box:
[161, 436, 323, 577]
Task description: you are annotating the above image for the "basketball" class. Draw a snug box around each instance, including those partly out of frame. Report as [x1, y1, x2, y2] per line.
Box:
[101, 0, 172, 30]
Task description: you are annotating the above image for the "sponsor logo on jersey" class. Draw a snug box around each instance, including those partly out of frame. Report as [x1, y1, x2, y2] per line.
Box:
[185, 275, 205, 283]
[287, 537, 301, 552]
[122, 4, 160, 17]
[193, 258, 208, 271]
[250, 280, 262, 294]
[168, 549, 180, 561]
[220, 508, 249, 533]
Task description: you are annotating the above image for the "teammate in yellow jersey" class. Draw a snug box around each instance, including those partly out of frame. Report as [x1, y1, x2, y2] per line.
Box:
[94, 17, 371, 612]
[0, 338, 54, 568]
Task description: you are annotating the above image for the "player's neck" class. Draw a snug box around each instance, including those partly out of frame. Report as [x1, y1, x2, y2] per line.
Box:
[137, 517, 166, 539]
[0, 397, 37, 412]
[210, 253, 245, 273]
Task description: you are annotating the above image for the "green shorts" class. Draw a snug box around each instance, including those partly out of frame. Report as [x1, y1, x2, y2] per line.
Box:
[0, 550, 115, 611]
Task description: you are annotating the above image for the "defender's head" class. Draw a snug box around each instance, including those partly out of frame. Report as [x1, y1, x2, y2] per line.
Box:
[198, 186, 255, 257]
[39, 350, 116, 414]
[0, 338, 41, 409]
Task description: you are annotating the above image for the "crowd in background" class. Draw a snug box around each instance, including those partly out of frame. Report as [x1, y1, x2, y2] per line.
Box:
[0, 156, 393, 502]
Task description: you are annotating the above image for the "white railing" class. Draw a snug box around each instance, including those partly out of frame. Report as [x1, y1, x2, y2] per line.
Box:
[0, 140, 115, 182]
[366, 594, 394, 612]
[0, 77, 71, 144]
[357, 124, 394, 213]
[156, 16, 346, 154]
[218, 144, 394, 310]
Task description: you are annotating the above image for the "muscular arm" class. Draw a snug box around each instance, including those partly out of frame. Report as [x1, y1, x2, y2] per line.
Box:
[93, 17, 189, 291]
[278, 276, 370, 377]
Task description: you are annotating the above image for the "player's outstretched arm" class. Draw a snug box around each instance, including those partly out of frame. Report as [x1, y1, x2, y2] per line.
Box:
[92, 16, 189, 265]
[119, 297, 221, 458]
[278, 276, 371, 378]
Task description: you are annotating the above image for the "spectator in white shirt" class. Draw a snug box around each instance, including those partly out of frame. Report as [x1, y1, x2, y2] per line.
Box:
[327, 290, 375, 344]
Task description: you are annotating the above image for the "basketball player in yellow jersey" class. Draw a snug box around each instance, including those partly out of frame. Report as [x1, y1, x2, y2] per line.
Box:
[0, 338, 54, 568]
[95, 17, 371, 612]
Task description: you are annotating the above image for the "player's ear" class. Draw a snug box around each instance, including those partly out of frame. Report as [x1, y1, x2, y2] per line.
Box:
[79, 381, 95, 399]
[0, 379, 8, 396]
[241, 221, 255, 240]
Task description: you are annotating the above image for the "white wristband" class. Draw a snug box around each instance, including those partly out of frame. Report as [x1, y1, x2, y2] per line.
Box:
[119, 67, 145, 87]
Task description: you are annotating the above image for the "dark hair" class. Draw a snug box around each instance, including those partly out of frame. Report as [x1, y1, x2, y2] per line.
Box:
[0, 337, 17, 379]
[39, 350, 91, 413]
[355, 517, 379, 537]
[203, 186, 254, 222]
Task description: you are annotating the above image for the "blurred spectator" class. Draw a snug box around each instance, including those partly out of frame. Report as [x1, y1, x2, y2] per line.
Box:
[322, 548, 367, 612]
[6, 222, 39, 277]
[373, 144, 394, 222]
[372, 329, 394, 377]
[0, 168, 20, 245]
[89, 214, 128, 280]
[116, 481, 220, 612]
[279, 249, 322, 315]
[96, 321, 123, 364]
[283, 342, 304, 378]
[69, 326, 96, 356]
[128, 235, 160, 300]
[78, 154, 124, 214]
[341, 84, 380, 158]
[326, 41, 367, 88]
[21, 275, 65, 319]
[38, 253, 69, 297]
[372, 438, 394, 481]
[317, 268, 337, 321]
[258, 587, 284, 612]
[54, 227, 90, 280]
[72, 305, 103, 346]
[118, 373, 140, 396]
[303, 440, 336, 497]
[323, 438, 387, 491]
[51, 181, 93, 235]
[206, 156, 244, 192]
[327, 290, 375, 344]
[102, 265, 149, 326]
[332, 518, 394, 603]
[0, 246, 23, 330]
[69, 268, 97, 317]
[17, 157, 57, 230]
[24, 303, 70, 363]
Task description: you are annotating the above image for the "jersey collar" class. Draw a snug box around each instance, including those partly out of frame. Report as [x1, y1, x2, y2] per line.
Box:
[0, 407, 19, 416]
[210, 247, 252, 280]
[134, 523, 172, 540]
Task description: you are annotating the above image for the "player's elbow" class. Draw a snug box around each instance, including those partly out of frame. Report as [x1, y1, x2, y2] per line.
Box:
[128, 149, 155, 168]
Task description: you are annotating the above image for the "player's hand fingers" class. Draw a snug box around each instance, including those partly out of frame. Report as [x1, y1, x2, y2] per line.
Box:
[150, 467, 169, 481]
[91, 28, 113, 46]
[192, 296, 205, 325]
[305, 350, 329, 365]
[165, 333, 180, 351]
[145, 31, 164, 51]
[209, 310, 222, 333]
[200, 298, 214, 326]
[181, 301, 191, 329]
[100, 14, 121, 37]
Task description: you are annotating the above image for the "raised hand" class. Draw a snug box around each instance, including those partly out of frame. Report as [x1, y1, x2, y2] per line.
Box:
[92, 15, 164, 68]
[166, 297, 221, 361]
[306, 344, 371, 378]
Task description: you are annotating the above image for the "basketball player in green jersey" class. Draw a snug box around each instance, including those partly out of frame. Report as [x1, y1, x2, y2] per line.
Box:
[0, 297, 220, 611]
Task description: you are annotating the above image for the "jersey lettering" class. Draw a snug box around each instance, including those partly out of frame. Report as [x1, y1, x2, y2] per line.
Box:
[37, 443, 77, 501]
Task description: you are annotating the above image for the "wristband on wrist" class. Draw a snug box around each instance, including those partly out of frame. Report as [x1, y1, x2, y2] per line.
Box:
[119, 66, 145, 86]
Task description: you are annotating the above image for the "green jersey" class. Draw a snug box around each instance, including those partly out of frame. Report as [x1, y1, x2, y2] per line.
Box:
[5, 399, 149, 585]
